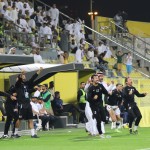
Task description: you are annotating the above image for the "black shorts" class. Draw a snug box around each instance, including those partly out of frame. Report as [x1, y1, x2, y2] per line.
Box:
[19, 103, 33, 120]
[128, 102, 142, 119]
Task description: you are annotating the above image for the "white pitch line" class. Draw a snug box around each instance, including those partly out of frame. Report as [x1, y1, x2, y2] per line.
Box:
[137, 148, 150, 150]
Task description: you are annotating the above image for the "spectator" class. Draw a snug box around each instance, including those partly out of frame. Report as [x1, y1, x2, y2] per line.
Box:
[65, 20, 73, 35]
[75, 45, 84, 63]
[15, 0, 23, 11]
[9, 5, 18, 22]
[125, 52, 132, 76]
[19, 15, 30, 32]
[87, 46, 94, 61]
[116, 50, 127, 76]
[48, 4, 59, 28]
[39, 23, 52, 43]
[18, 9, 22, 19]
[57, 50, 64, 64]
[34, 85, 42, 98]
[113, 11, 123, 33]
[103, 44, 113, 59]
[48, 81, 55, 101]
[0, 0, 5, 11]
[8, 47, 16, 54]
[73, 18, 82, 42]
[24, 0, 30, 11]
[37, 96, 57, 130]
[59, 29, 69, 52]
[69, 34, 76, 43]
[30, 96, 48, 131]
[33, 48, 45, 64]
[22, 3, 29, 16]
[30, 48, 36, 56]
[90, 51, 101, 69]
[0, 5, 12, 21]
[28, 15, 36, 29]
[76, 29, 85, 44]
[98, 52, 108, 72]
[52, 91, 78, 124]
[70, 39, 77, 53]
[63, 51, 69, 64]
[51, 25, 58, 39]
[41, 84, 53, 115]
[97, 41, 104, 55]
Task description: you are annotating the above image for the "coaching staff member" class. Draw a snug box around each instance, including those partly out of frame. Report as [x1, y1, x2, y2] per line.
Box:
[87, 74, 111, 138]
[15, 67, 43, 138]
[123, 77, 147, 134]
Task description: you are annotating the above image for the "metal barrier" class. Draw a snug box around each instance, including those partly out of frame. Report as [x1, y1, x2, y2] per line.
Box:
[4, 30, 53, 51]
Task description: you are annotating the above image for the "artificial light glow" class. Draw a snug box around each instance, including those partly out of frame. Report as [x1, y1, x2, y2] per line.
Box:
[88, 12, 98, 15]
[88, 12, 93, 15]
[94, 12, 98, 15]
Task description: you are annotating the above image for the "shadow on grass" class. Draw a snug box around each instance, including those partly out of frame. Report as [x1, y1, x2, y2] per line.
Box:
[70, 136, 96, 142]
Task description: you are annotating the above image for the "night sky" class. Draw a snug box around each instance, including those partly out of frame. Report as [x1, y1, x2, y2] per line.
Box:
[38, 0, 150, 25]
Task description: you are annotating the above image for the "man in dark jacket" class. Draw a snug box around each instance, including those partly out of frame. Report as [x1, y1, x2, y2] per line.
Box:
[53, 91, 79, 124]
[0, 87, 17, 139]
[15, 67, 43, 138]
[123, 77, 147, 134]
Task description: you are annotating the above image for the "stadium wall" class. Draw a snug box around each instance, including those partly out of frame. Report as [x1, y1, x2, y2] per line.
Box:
[96, 16, 150, 38]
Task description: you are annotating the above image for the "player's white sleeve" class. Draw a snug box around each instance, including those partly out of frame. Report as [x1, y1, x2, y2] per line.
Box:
[107, 84, 116, 92]
[84, 83, 90, 93]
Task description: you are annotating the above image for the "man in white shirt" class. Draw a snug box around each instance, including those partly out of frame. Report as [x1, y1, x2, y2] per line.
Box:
[9, 5, 18, 22]
[65, 20, 73, 35]
[34, 48, 45, 64]
[103, 46, 112, 59]
[76, 29, 85, 44]
[48, 4, 59, 28]
[22, 3, 29, 16]
[30, 96, 49, 131]
[34, 85, 42, 98]
[15, 0, 23, 11]
[39, 23, 52, 40]
[0, 0, 5, 11]
[24, 0, 30, 10]
[0, 5, 13, 21]
[20, 15, 30, 32]
[28, 15, 36, 29]
[97, 41, 105, 55]
[73, 19, 82, 38]
[75, 45, 84, 63]
[87, 47, 94, 61]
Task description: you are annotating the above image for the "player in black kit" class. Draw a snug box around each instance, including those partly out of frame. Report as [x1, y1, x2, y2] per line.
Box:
[0, 86, 18, 139]
[87, 74, 111, 138]
[123, 77, 147, 134]
[107, 83, 123, 132]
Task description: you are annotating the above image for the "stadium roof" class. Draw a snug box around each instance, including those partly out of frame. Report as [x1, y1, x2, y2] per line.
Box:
[0, 54, 34, 69]
[9, 63, 85, 86]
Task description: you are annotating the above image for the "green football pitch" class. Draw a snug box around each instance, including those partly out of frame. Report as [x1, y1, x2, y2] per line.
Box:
[0, 126, 150, 150]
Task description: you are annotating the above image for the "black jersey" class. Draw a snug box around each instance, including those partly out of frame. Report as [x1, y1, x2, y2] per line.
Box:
[15, 73, 38, 104]
[123, 86, 145, 105]
[108, 89, 122, 106]
[88, 83, 108, 108]
[0, 90, 17, 106]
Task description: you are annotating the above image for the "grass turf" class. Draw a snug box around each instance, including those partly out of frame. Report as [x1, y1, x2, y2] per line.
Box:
[0, 126, 150, 150]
